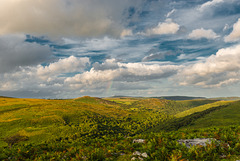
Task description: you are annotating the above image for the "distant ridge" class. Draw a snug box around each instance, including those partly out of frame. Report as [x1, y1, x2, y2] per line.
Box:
[154, 96, 206, 100]
[210, 97, 240, 101]
[111, 95, 134, 98]
[108, 95, 206, 100]
[0, 96, 13, 98]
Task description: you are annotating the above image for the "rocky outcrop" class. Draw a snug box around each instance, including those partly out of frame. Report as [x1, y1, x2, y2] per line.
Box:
[177, 138, 219, 148]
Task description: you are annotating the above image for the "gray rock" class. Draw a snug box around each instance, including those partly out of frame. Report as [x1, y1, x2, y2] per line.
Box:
[177, 138, 218, 148]
[141, 152, 148, 158]
[133, 151, 141, 156]
[133, 139, 146, 143]
[131, 157, 136, 160]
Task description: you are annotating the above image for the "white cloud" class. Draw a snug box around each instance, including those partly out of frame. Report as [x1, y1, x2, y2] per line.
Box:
[0, 55, 89, 96]
[145, 19, 180, 35]
[37, 56, 89, 80]
[83, 37, 121, 51]
[198, 0, 224, 12]
[0, 56, 180, 97]
[178, 44, 240, 87]
[120, 29, 133, 37]
[224, 18, 240, 42]
[65, 59, 180, 88]
[0, 0, 142, 37]
[0, 34, 52, 73]
[188, 28, 219, 40]
[223, 24, 229, 31]
[166, 9, 176, 18]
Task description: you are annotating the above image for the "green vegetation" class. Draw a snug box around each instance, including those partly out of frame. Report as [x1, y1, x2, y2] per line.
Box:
[175, 100, 233, 118]
[185, 100, 240, 129]
[1, 96, 240, 160]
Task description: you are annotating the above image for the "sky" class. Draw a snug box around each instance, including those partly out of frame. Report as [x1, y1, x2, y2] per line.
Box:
[0, 0, 240, 98]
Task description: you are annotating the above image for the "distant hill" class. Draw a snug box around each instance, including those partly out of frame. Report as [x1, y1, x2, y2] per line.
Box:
[210, 97, 240, 101]
[0, 96, 13, 98]
[109, 96, 206, 100]
[154, 96, 206, 100]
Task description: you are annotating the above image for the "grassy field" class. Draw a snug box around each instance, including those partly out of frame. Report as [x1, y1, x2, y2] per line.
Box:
[1, 96, 240, 160]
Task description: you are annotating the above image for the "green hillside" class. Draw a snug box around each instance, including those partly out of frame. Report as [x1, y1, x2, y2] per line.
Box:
[175, 100, 234, 118]
[183, 100, 240, 129]
[1, 96, 240, 160]
[0, 96, 179, 148]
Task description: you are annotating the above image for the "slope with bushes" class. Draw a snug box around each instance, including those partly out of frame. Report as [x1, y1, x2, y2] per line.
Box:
[1, 96, 240, 160]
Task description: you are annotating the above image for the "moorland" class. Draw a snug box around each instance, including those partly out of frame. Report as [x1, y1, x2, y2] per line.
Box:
[1, 96, 240, 160]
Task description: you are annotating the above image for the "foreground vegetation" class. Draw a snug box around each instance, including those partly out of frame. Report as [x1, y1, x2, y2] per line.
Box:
[1, 96, 240, 160]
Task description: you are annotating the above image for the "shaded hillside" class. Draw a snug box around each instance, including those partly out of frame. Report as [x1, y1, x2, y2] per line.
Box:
[129, 98, 217, 115]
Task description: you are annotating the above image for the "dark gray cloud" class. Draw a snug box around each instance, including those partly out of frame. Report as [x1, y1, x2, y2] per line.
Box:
[0, 35, 52, 73]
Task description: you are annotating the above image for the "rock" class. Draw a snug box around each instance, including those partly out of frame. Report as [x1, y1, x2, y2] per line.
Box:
[138, 156, 144, 160]
[133, 139, 146, 143]
[82, 156, 87, 160]
[133, 151, 141, 156]
[141, 152, 148, 158]
[177, 138, 218, 148]
[131, 157, 136, 160]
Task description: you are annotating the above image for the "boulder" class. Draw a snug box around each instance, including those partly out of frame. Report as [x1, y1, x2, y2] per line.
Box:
[177, 138, 218, 148]
[133, 139, 146, 143]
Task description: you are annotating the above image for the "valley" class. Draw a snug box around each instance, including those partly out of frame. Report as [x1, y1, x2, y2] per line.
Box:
[1, 96, 240, 160]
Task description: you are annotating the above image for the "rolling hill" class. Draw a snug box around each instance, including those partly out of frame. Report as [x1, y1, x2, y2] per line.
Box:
[1, 96, 240, 160]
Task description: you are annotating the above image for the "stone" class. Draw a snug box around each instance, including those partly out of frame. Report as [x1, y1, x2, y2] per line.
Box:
[141, 152, 148, 158]
[133, 151, 141, 156]
[133, 139, 146, 143]
[131, 157, 136, 160]
[177, 138, 218, 148]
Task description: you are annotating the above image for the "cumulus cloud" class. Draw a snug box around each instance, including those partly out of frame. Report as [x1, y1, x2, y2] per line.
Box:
[0, 56, 180, 97]
[188, 28, 219, 40]
[0, 0, 142, 37]
[198, 0, 224, 12]
[65, 59, 180, 88]
[178, 44, 240, 87]
[0, 34, 52, 73]
[224, 18, 240, 42]
[0, 55, 89, 97]
[37, 56, 90, 80]
[145, 19, 180, 35]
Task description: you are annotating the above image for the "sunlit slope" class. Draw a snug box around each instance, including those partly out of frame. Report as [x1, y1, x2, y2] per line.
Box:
[184, 100, 240, 128]
[175, 100, 234, 118]
[0, 96, 176, 147]
[146, 100, 236, 132]
[0, 97, 130, 147]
